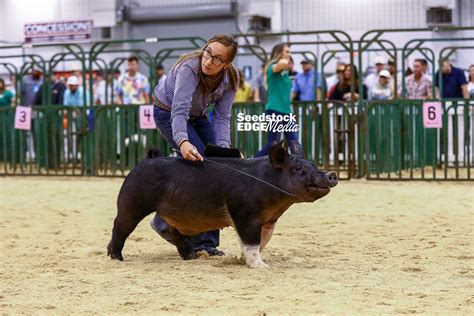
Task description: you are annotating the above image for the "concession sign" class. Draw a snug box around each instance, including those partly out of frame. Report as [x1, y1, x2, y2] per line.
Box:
[24, 20, 93, 43]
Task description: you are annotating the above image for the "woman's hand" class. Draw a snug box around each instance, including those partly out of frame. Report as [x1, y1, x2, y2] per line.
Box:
[179, 141, 203, 161]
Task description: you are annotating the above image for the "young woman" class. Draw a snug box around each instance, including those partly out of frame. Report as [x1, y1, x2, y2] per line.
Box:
[151, 34, 238, 257]
[468, 65, 474, 99]
[256, 43, 303, 157]
[329, 64, 368, 101]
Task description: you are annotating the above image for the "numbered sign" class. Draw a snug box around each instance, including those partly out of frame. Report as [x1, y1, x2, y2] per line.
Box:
[139, 105, 156, 129]
[423, 102, 442, 128]
[14, 106, 32, 130]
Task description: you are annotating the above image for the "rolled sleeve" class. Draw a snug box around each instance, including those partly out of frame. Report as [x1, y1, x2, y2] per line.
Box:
[171, 64, 199, 146]
[213, 87, 236, 147]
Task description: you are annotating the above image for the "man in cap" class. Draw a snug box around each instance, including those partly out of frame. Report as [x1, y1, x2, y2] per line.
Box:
[364, 56, 386, 92]
[292, 59, 324, 101]
[369, 69, 393, 100]
[64, 75, 86, 107]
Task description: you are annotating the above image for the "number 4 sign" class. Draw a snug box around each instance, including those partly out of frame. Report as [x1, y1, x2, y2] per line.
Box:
[14, 106, 32, 130]
[423, 102, 442, 128]
[139, 105, 156, 129]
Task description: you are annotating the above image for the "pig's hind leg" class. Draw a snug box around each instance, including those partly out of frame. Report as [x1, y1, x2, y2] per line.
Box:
[107, 202, 153, 261]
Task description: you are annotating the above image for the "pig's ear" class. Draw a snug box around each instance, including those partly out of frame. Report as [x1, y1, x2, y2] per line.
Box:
[269, 141, 290, 170]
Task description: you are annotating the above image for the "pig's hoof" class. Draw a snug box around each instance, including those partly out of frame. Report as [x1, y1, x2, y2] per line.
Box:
[107, 244, 123, 261]
[180, 251, 198, 260]
[203, 248, 225, 257]
[247, 260, 269, 269]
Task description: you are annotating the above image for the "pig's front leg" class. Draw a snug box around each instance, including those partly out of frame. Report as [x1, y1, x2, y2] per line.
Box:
[234, 224, 268, 268]
[260, 221, 276, 252]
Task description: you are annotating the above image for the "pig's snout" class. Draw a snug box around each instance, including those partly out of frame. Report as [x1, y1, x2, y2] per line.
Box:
[312, 171, 338, 188]
[326, 171, 338, 187]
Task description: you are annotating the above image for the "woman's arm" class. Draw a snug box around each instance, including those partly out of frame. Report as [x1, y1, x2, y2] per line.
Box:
[170, 64, 199, 147]
[272, 58, 289, 73]
[213, 84, 237, 148]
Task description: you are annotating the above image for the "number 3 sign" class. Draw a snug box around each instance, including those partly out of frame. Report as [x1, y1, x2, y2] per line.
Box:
[139, 105, 156, 129]
[14, 106, 32, 130]
[423, 102, 442, 128]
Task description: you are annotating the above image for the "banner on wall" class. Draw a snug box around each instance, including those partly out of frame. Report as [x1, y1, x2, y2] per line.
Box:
[24, 20, 93, 44]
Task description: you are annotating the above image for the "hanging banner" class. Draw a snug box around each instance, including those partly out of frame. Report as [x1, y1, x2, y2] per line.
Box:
[24, 20, 93, 43]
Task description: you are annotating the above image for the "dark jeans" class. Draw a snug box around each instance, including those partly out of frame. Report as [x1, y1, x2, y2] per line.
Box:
[256, 109, 299, 157]
[152, 106, 220, 251]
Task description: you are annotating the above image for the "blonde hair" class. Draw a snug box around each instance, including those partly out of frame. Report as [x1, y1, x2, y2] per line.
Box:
[173, 34, 239, 95]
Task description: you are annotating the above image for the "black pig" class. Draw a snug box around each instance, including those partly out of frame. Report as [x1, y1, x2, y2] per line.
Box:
[107, 143, 337, 268]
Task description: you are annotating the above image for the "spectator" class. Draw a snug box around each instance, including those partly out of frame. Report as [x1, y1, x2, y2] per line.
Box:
[94, 71, 115, 105]
[435, 59, 468, 99]
[369, 70, 393, 100]
[326, 61, 345, 93]
[387, 59, 402, 97]
[115, 55, 150, 104]
[329, 64, 368, 102]
[234, 69, 253, 102]
[405, 67, 413, 77]
[33, 74, 66, 105]
[364, 56, 386, 92]
[417, 58, 431, 81]
[252, 63, 267, 103]
[326, 63, 345, 99]
[256, 43, 303, 158]
[0, 78, 14, 107]
[405, 59, 432, 100]
[154, 64, 167, 88]
[468, 65, 474, 99]
[63, 76, 85, 107]
[21, 68, 42, 106]
[292, 59, 323, 101]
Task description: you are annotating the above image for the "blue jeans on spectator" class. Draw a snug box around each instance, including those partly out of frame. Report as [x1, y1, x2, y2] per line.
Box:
[256, 109, 299, 157]
[152, 106, 220, 252]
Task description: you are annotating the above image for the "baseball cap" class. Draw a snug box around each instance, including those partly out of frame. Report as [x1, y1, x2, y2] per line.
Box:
[374, 56, 385, 65]
[379, 69, 391, 78]
[67, 76, 79, 85]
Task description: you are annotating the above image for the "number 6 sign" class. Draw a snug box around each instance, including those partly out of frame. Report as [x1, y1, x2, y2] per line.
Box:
[14, 106, 32, 130]
[139, 105, 156, 129]
[423, 102, 442, 128]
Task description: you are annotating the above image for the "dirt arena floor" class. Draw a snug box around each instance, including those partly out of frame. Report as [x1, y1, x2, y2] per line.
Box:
[1, 177, 473, 314]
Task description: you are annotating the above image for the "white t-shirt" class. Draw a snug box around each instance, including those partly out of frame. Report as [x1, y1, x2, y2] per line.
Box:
[468, 81, 474, 99]
[364, 73, 378, 92]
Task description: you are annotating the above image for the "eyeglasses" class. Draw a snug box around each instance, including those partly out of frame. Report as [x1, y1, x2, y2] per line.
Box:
[202, 48, 226, 66]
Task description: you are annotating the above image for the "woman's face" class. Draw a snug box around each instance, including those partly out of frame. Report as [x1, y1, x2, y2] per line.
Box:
[344, 67, 351, 80]
[470, 66, 474, 81]
[281, 45, 291, 59]
[201, 41, 230, 76]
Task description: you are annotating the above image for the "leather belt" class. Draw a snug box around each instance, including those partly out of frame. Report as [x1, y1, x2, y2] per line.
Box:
[154, 99, 171, 112]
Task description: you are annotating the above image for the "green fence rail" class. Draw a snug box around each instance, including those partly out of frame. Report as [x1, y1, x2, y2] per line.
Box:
[2, 100, 471, 180]
[363, 99, 473, 180]
[0, 106, 85, 176]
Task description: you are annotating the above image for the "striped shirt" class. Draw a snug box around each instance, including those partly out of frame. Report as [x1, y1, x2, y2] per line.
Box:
[154, 56, 237, 148]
